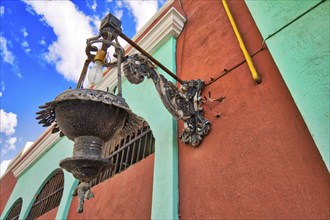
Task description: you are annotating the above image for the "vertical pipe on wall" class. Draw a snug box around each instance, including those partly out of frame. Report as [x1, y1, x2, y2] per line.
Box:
[222, 0, 261, 84]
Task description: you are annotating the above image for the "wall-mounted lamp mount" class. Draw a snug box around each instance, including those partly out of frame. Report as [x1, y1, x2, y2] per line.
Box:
[36, 13, 210, 213]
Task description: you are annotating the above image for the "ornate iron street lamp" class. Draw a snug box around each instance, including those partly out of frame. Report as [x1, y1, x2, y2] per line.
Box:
[36, 13, 210, 213]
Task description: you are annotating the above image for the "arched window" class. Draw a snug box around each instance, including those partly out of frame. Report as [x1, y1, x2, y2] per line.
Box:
[5, 198, 22, 220]
[26, 170, 64, 219]
[90, 121, 155, 186]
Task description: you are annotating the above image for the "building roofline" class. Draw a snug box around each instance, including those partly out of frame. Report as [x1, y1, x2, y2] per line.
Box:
[8, 1, 185, 178]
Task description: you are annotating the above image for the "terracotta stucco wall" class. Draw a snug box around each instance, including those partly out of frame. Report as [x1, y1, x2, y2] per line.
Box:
[36, 207, 58, 220]
[176, 1, 329, 219]
[0, 172, 17, 214]
[66, 155, 154, 219]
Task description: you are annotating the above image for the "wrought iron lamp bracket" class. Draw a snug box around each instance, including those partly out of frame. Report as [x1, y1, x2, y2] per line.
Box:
[85, 37, 125, 68]
[123, 54, 210, 146]
[79, 23, 211, 146]
[36, 12, 211, 214]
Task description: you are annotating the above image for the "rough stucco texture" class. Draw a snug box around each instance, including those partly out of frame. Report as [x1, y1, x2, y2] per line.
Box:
[175, 0, 329, 219]
[66, 155, 154, 219]
[0, 172, 17, 214]
[36, 207, 58, 220]
[245, 0, 330, 170]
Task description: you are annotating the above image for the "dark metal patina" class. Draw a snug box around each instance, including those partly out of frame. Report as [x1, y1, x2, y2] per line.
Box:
[36, 12, 211, 214]
[123, 54, 210, 146]
[36, 89, 143, 213]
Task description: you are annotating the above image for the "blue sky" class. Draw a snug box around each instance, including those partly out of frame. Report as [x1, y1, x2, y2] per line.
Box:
[0, 0, 166, 176]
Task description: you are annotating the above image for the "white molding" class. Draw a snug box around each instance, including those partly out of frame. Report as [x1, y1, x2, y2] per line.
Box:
[96, 7, 185, 91]
[12, 130, 60, 177]
[10, 5, 185, 178]
[130, 7, 186, 55]
[1, 143, 32, 179]
[131, 0, 174, 43]
[0, 126, 54, 179]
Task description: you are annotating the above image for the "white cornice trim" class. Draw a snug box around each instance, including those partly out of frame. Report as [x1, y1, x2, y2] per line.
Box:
[131, 0, 174, 43]
[11, 5, 185, 178]
[96, 7, 185, 91]
[12, 130, 60, 177]
[130, 7, 186, 55]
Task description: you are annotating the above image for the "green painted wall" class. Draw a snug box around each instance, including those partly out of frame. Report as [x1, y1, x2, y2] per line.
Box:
[122, 37, 178, 219]
[246, 0, 330, 170]
[0, 137, 78, 220]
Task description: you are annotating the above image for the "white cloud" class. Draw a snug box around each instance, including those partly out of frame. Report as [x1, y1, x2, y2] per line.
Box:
[0, 81, 4, 91]
[90, 15, 102, 35]
[116, 1, 123, 8]
[24, 1, 95, 82]
[1, 137, 17, 158]
[25, 5, 35, 15]
[0, 6, 4, 16]
[0, 81, 4, 97]
[91, 0, 97, 11]
[21, 41, 31, 53]
[123, 0, 158, 31]
[0, 109, 17, 136]
[21, 28, 28, 37]
[0, 159, 11, 177]
[0, 35, 15, 65]
[0, 36, 22, 77]
[115, 9, 123, 20]
[22, 41, 29, 47]
[6, 137, 17, 151]
[39, 39, 46, 45]
[87, 0, 97, 12]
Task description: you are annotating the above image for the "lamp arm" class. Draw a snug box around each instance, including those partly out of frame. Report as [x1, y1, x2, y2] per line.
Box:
[123, 54, 210, 146]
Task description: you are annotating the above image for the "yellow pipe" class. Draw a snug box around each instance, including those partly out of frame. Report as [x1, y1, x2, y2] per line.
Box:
[222, 0, 261, 84]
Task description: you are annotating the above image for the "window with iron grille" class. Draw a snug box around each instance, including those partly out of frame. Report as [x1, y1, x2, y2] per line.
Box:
[26, 170, 64, 219]
[90, 121, 155, 187]
[5, 198, 22, 220]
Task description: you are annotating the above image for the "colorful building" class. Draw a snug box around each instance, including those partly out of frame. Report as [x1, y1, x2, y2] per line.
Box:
[1, 0, 329, 219]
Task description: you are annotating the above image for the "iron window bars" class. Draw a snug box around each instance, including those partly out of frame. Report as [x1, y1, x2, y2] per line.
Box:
[90, 121, 155, 187]
[5, 198, 22, 220]
[26, 170, 64, 219]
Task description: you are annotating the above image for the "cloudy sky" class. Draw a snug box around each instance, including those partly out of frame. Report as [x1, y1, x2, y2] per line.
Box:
[0, 0, 166, 177]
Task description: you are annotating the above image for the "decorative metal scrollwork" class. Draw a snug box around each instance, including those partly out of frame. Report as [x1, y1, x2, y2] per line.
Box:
[123, 54, 210, 146]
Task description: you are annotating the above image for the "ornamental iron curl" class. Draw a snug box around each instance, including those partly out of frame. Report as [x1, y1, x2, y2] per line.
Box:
[36, 12, 212, 214]
[123, 54, 210, 146]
